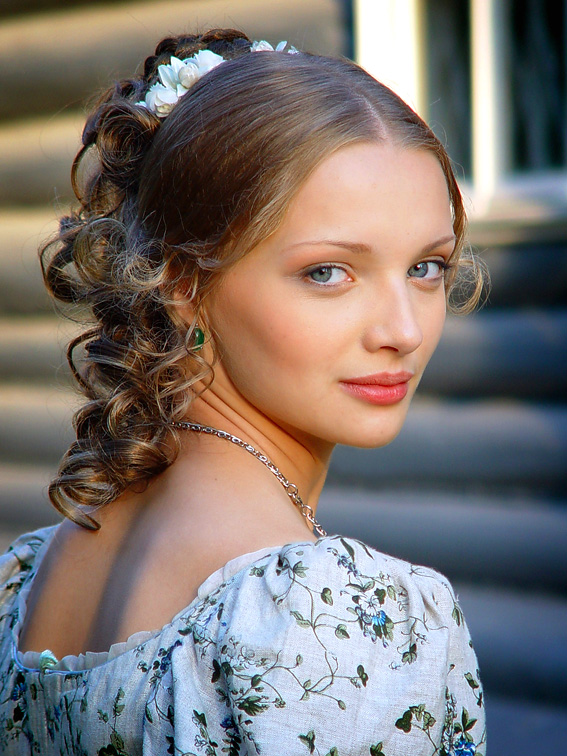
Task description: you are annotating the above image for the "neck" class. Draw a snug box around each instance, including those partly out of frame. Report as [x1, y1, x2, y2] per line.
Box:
[185, 389, 333, 516]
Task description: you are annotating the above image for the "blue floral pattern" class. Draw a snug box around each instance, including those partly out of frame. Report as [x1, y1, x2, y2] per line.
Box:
[0, 527, 486, 754]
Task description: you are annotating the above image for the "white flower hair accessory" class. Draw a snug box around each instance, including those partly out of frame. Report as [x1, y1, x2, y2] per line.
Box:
[137, 40, 298, 117]
[251, 40, 291, 52]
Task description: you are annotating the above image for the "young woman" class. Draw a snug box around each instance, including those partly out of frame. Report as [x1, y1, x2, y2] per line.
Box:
[0, 29, 486, 755]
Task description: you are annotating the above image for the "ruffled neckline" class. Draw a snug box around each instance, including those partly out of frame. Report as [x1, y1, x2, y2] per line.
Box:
[10, 525, 298, 673]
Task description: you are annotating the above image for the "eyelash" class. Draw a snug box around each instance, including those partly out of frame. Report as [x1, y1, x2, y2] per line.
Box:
[304, 260, 453, 287]
[408, 260, 453, 281]
[304, 264, 350, 286]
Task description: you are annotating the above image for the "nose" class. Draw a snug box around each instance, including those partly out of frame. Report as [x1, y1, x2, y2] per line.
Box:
[362, 278, 424, 355]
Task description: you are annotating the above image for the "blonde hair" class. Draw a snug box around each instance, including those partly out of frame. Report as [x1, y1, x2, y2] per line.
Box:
[41, 29, 486, 529]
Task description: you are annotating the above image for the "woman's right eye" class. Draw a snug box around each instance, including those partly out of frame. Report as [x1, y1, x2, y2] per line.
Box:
[306, 265, 350, 285]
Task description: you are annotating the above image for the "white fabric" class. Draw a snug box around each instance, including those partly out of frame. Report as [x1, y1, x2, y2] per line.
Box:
[0, 526, 486, 755]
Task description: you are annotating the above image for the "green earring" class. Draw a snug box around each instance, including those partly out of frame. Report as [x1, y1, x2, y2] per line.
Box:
[193, 326, 205, 350]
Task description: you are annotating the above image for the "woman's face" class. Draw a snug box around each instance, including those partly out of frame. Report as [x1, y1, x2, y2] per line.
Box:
[204, 141, 455, 452]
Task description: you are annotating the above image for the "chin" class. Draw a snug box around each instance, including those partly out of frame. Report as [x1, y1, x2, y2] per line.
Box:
[329, 419, 407, 450]
[349, 432, 404, 450]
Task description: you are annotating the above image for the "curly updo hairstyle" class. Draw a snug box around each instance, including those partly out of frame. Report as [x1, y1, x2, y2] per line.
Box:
[41, 28, 485, 529]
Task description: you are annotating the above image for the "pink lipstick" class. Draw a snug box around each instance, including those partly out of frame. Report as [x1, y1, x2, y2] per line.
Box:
[339, 372, 413, 406]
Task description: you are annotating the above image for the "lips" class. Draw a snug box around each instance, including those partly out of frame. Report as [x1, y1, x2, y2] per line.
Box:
[342, 372, 414, 386]
[339, 372, 413, 405]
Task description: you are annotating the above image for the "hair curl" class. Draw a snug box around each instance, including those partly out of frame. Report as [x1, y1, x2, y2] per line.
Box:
[41, 28, 487, 529]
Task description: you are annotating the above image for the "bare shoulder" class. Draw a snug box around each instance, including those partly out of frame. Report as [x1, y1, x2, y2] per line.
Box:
[16, 496, 315, 658]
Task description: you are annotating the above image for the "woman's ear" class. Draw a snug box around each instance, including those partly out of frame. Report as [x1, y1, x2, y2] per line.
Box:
[162, 265, 216, 363]
[168, 294, 196, 332]
[168, 280, 215, 358]
[166, 270, 200, 331]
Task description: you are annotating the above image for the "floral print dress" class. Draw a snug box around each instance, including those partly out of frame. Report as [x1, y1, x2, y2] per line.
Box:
[0, 526, 486, 755]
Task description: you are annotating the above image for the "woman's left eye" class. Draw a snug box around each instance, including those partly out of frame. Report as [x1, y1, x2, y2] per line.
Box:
[306, 265, 350, 285]
[408, 261, 447, 280]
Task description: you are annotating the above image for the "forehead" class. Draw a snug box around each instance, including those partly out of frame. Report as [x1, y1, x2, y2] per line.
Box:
[276, 141, 453, 246]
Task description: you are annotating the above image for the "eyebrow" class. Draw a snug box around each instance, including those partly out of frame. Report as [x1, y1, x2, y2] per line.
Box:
[287, 235, 457, 256]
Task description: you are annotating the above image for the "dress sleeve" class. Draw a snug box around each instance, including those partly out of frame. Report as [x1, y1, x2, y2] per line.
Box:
[206, 536, 486, 756]
[431, 570, 488, 756]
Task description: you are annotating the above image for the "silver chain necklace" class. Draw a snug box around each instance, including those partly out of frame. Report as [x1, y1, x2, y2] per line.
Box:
[170, 421, 328, 537]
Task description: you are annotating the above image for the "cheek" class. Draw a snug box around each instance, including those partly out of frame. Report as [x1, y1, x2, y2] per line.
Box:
[211, 284, 328, 390]
[419, 294, 447, 357]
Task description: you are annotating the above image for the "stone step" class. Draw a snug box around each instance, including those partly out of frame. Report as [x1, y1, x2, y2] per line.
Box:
[0, 0, 96, 19]
[0, 0, 344, 123]
[1, 309, 565, 397]
[469, 207, 567, 248]
[483, 695, 567, 756]
[0, 115, 80, 206]
[329, 399, 567, 494]
[480, 242, 567, 308]
[0, 463, 59, 532]
[456, 582, 567, 706]
[0, 317, 73, 382]
[422, 308, 567, 398]
[318, 485, 567, 592]
[0, 208, 57, 314]
[0, 385, 77, 465]
[0, 386, 565, 491]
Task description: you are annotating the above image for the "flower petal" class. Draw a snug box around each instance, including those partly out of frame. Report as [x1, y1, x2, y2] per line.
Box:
[157, 63, 179, 90]
[169, 56, 185, 75]
[155, 101, 175, 116]
[144, 83, 179, 115]
[178, 61, 200, 88]
[193, 49, 225, 74]
[275, 40, 287, 52]
[251, 40, 274, 52]
[149, 83, 178, 103]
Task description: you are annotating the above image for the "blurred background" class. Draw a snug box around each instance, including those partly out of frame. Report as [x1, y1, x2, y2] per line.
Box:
[0, 1, 565, 753]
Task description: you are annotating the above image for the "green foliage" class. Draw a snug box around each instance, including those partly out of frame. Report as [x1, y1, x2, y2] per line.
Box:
[211, 659, 221, 684]
[293, 561, 308, 578]
[321, 587, 334, 605]
[112, 688, 125, 718]
[464, 672, 479, 690]
[193, 710, 207, 728]
[340, 538, 355, 560]
[237, 695, 268, 716]
[374, 588, 386, 605]
[98, 709, 109, 724]
[291, 611, 311, 628]
[395, 709, 413, 733]
[110, 732, 125, 753]
[402, 643, 417, 665]
[452, 604, 463, 626]
[299, 729, 316, 753]
[357, 664, 369, 687]
[370, 743, 386, 756]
